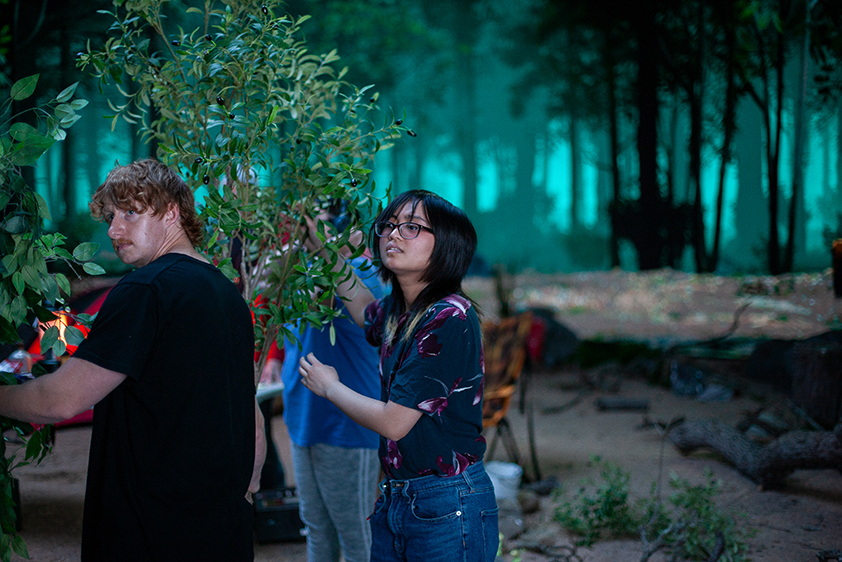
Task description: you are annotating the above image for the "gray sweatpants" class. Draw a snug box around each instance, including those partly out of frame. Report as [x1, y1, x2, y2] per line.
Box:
[291, 442, 380, 562]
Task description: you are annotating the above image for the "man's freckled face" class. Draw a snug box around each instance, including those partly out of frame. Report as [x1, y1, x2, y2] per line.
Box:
[104, 204, 168, 268]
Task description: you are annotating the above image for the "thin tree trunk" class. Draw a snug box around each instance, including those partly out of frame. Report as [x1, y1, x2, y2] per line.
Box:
[454, 0, 478, 219]
[784, 4, 811, 271]
[838, 100, 842, 200]
[711, 14, 739, 271]
[390, 141, 404, 195]
[569, 114, 581, 229]
[607, 43, 621, 268]
[690, 1, 707, 272]
[768, 38, 785, 274]
[636, 1, 663, 270]
[689, 87, 705, 271]
[60, 24, 75, 223]
[667, 101, 678, 204]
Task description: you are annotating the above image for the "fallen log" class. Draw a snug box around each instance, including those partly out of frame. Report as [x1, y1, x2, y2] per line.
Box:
[669, 419, 842, 490]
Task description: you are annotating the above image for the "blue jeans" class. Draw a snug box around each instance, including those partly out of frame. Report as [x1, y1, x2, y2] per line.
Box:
[369, 461, 499, 562]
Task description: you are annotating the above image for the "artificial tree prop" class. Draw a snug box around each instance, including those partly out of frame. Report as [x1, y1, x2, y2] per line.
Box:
[0, 74, 102, 561]
[79, 0, 408, 377]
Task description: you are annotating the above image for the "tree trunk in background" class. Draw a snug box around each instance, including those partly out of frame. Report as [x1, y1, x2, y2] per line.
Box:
[60, 24, 76, 222]
[689, 81, 705, 272]
[689, 0, 708, 273]
[514, 123, 537, 236]
[765, 40, 786, 274]
[606, 42, 621, 268]
[711, 8, 739, 272]
[390, 141, 405, 195]
[542, 127, 552, 211]
[8, 0, 44, 195]
[734, 97, 766, 265]
[635, 3, 663, 270]
[454, 0, 478, 218]
[838, 101, 842, 201]
[85, 109, 102, 199]
[596, 129, 611, 232]
[821, 113, 830, 201]
[785, 16, 811, 271]
[666, 102, 678, 204]
[569, 113, 582, 229]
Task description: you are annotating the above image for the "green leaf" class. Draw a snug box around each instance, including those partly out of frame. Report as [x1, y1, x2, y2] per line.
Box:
[64, 326, 85, 347]
[59, 113, 83, 128]
[25, 431, 43, 462]
[82, 263, 106, 276]
[10, 75, 38, 101]
[10, 525, 28, 558]
[11, 272, 24, 296]
[1, 255, 16, 275]
[9, 131, 56, 166]
[40, 326, 59, 354]
[40, 275, 59, 304]
[1, 216, 28, 235]
[9, 296, 26, 325]
[34, 193, 52, 222]
[55, 82, 79, 103]
[55, 273, 71, 297]
[53, 339, 66, 357]
[72, 242, 99, 261]
[20, 265, 40, 291]
[9, 122, 42, 142]
[75, 313, 97, 325]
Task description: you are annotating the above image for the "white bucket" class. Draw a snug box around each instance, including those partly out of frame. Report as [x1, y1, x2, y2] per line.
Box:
[485, 461, 523, 502]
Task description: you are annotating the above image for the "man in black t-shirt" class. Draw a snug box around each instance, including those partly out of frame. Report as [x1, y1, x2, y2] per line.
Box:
[0, 159, 265, 561]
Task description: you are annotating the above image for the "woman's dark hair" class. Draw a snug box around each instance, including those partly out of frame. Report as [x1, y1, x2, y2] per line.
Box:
[370, 189, 477, 318]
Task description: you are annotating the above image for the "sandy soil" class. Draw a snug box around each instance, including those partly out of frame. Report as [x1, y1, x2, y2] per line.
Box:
[8, 269, 842, 562]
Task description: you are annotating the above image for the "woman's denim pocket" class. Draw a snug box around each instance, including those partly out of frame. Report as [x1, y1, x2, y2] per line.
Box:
[408, 486, 463, 522]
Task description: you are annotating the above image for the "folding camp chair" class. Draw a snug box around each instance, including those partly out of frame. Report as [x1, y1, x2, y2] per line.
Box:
[481, 310, 541, 482]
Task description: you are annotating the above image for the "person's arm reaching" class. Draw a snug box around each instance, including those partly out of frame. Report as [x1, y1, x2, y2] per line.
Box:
[298, 353, 421, 441]
[303, 215, 376, 328]
[248, 397, 267, 499]
[0, 357, 126, 424]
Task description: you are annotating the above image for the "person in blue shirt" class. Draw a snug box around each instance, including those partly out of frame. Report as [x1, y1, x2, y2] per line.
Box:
[262, 200, 386, 562]
[299, 190, 499, 562]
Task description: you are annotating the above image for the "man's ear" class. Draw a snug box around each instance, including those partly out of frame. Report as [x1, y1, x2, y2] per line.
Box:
[165, 202, 181, 225]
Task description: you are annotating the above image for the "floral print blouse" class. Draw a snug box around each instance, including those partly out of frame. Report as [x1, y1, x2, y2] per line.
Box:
[364, 293, 487, 480]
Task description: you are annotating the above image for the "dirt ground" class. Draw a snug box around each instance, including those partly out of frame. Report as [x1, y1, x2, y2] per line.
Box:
[8, 268, 842, 562]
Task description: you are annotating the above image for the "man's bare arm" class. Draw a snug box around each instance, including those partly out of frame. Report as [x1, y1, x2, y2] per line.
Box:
[249, 397, 267, 497]
[0, 357, 126, 424]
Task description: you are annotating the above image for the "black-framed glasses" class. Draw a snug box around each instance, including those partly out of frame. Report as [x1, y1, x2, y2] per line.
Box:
[374, 220, 434, 239]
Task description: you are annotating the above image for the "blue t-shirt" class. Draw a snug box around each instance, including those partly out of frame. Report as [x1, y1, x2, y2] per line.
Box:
[281, 257, 386, 449]
[364, 293, 486, 480]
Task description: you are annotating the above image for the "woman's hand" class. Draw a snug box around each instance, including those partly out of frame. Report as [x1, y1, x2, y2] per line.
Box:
[299, 352, 338, 399]
[299, 352, 422, 441]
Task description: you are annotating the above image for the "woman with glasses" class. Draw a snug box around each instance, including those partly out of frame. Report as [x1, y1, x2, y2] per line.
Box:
[299, 189, 499, 562]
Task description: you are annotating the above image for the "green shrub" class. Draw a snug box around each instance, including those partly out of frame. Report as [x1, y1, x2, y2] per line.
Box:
[554, 457, 752, 562]
[554, 457, 642, 546]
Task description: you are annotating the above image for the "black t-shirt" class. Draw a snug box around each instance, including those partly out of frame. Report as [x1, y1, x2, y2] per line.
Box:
[72, 253, 256, 562]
